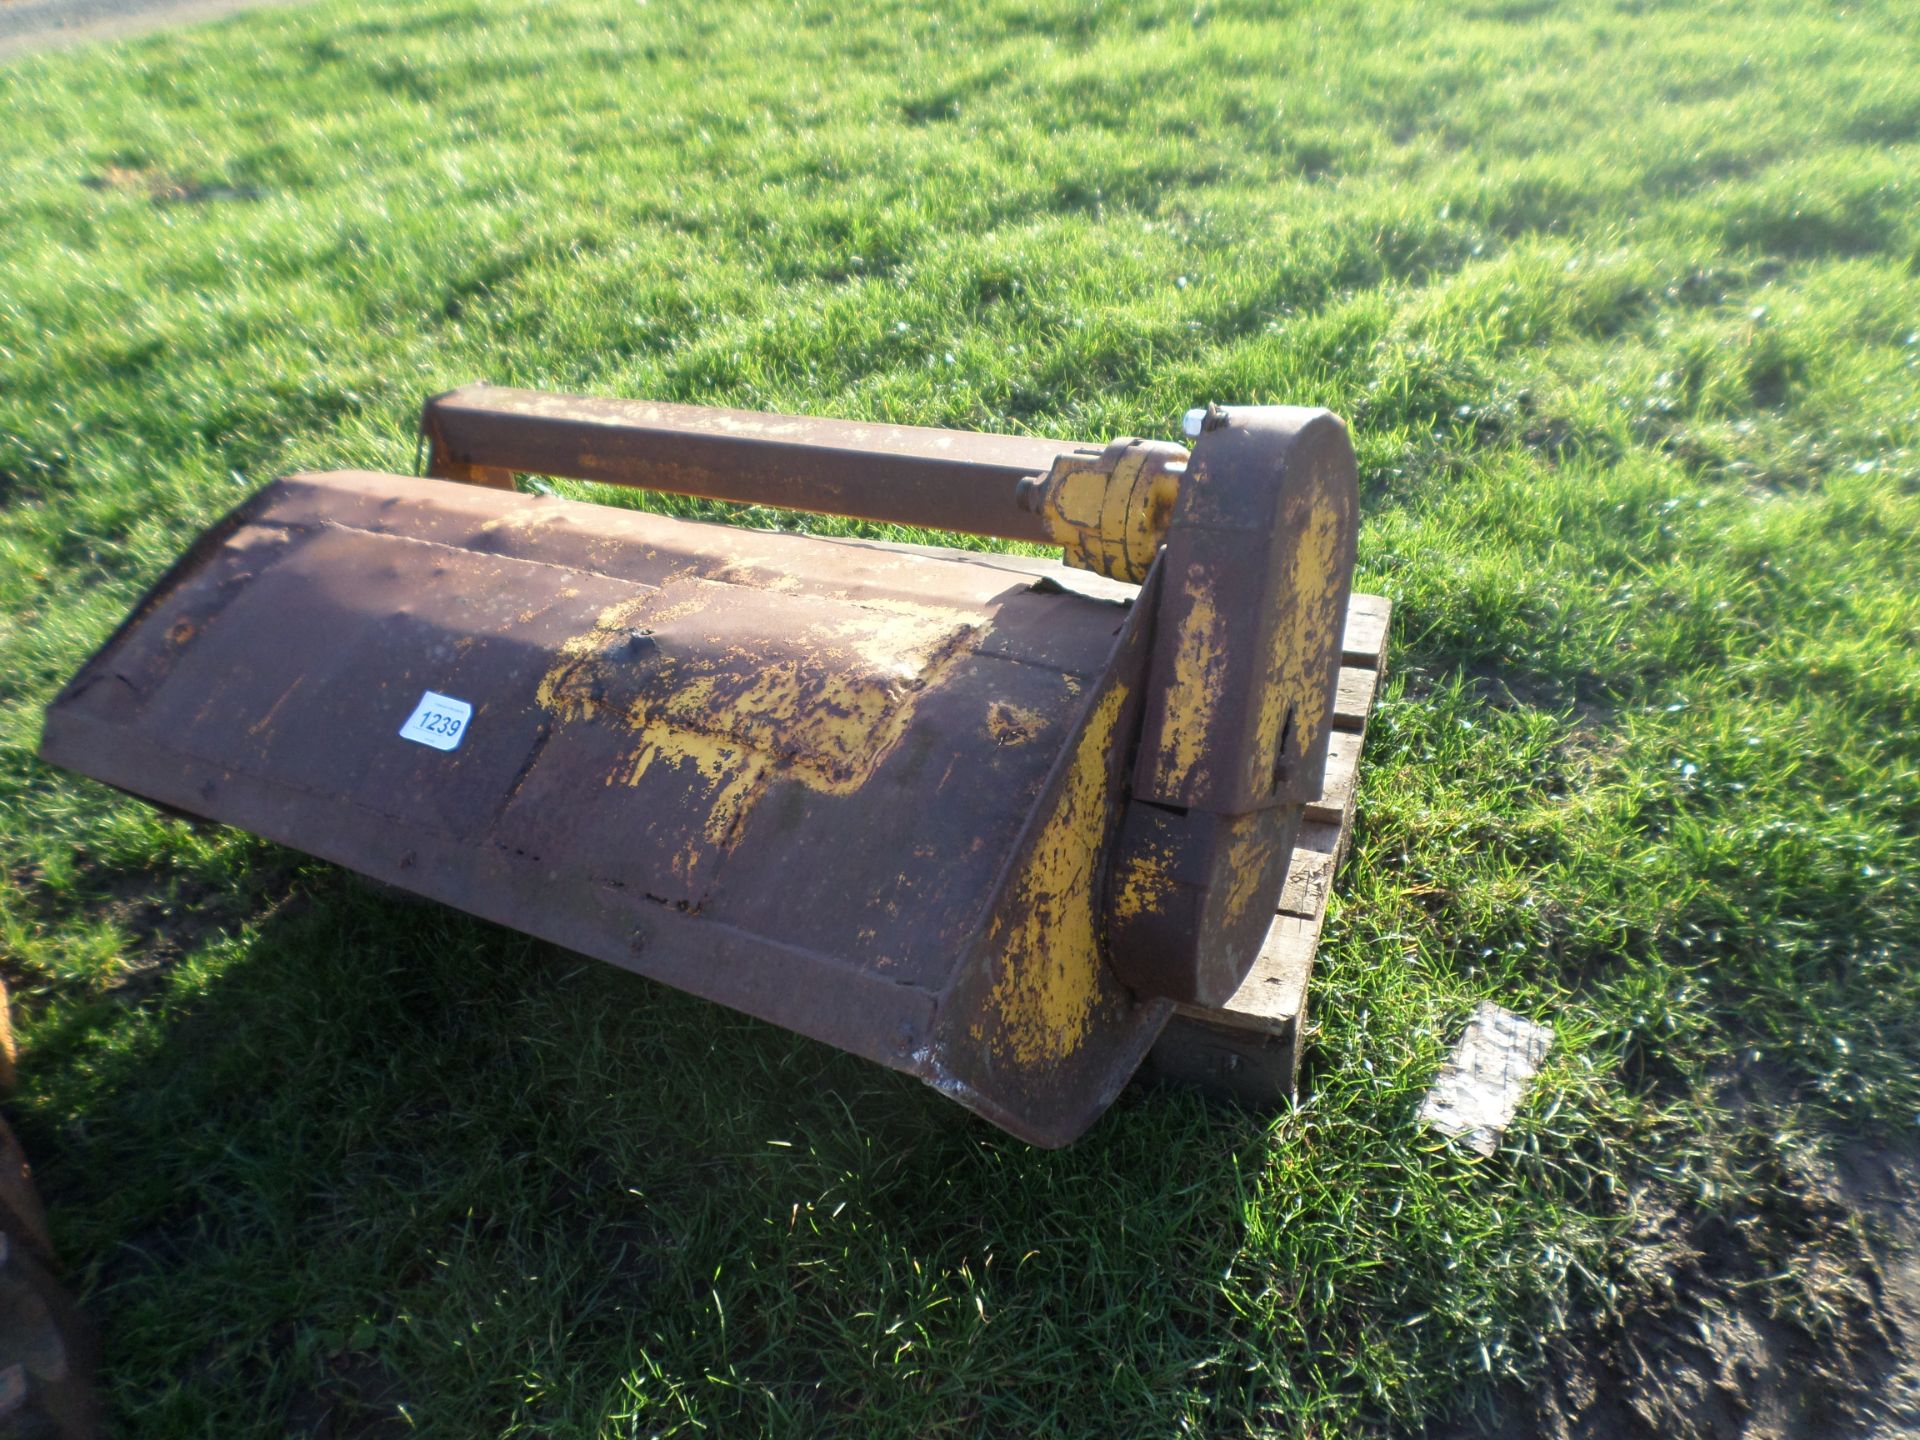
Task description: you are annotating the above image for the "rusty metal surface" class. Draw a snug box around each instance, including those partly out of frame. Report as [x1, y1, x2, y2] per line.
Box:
[1104, 406, 1359, 1006]
[41, 471, 1169, 1146]
[422, 384, 1097, 545]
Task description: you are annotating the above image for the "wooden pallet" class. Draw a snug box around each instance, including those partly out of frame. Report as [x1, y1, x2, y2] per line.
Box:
[1143, 592, 1392, 1105]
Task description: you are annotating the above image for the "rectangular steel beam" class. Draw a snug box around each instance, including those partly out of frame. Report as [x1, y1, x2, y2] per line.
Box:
[422, 384, 1092, 544]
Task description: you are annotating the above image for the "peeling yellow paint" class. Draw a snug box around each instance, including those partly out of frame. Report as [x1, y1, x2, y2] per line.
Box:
[1253, 492, 1346, 789]
[986, 700, 1044, 746]
[1032, 440, 1186, 583]
[1109, 832, 1176, 926]
[1152, 566, 1223, 794]
[535, 582, 979, 882]
[708, 560, 805, 594]
[621, 726, 768, 881]
[983, 682, 1129, 1067]
[1219, 816, 1279, 934]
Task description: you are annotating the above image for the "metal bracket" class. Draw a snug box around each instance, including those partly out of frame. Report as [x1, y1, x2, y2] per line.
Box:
[1103, 406, 1359, 1005]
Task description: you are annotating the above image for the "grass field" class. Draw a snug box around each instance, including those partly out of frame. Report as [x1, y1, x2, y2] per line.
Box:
[3, 0, 1919, 1434]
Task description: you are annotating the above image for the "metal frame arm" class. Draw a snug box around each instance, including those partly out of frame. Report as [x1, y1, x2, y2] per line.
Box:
[421, 383, 1093, 546]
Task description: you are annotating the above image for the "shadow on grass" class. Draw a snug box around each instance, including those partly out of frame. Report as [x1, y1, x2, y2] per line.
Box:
[19, 853, 1281, 1436]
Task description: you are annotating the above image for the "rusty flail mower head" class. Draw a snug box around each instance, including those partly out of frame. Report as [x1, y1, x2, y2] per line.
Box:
[41, 386, 1357, 1145]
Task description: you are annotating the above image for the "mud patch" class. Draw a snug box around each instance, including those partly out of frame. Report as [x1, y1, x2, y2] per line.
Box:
[1450, 1102, 1920, 1439]
[4, 850, 298, 1006]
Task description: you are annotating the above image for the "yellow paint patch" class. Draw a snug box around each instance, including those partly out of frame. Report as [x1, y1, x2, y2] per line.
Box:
[1151, 566, 1224, 794]
[1034, 441, 1186, 584]
[1219, 816, 1280, 935]
[983, 682, 1129, 1067]
[986, 700, 1044, 746]
[535, 581, 980, 883]
[622, 727, 769, 882]
[1253, 492, 1347, 789]
[1109, 832, 1176, 926]
[706, 560, 806, 595]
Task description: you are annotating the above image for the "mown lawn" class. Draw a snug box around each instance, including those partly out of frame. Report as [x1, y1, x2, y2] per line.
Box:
[2, 0, 1917, 1434]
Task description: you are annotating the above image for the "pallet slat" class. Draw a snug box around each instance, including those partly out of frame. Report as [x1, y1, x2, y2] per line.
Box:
[1144, 591, 1391, 1103]
[1304, 730, 1361, 827]
[1276, 822, 1342, 918]
[1340, 593, 1391, 667]
[1333, 666, 1379, 732]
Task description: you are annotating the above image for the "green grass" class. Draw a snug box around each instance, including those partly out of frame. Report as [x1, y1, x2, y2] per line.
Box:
[3, 0, 1919, 1434]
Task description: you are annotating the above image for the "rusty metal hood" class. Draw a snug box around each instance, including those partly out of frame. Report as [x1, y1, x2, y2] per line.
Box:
[41, 471, 1169, 1146]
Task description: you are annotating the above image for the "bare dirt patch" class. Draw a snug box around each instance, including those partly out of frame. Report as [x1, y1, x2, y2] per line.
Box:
[3, 849, 298, 1008]
[1451, 1111, 1920, 1439]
